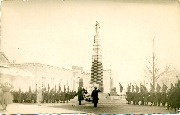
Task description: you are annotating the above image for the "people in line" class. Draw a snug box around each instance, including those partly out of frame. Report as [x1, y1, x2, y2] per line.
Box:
[11, 88, 77, 104]
[126, 80, 180, 113]
[0, 82, 14, 111]
[37, 87, 43, 106]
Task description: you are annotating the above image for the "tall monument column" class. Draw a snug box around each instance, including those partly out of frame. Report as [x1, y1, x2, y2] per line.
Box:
[91, 21, 103, 92]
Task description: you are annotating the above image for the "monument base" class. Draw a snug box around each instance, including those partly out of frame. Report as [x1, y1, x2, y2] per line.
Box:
[69, 93, 121, 105]
[110, 91, 118, 96]
[98, 93, 116, 103]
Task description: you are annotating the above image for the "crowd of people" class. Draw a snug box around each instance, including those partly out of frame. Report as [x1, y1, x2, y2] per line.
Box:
[1, 80, 179, 112]
[126, 80, 180, 113]
[11, 87, 77, 104]
[0, 83, 81, 111]
[0, 82, 14, 111]
[0, 81, 102, 112]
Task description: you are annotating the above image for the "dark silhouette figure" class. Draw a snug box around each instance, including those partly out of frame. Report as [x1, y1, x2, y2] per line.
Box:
[0, 82, 13, 111]
[77, 87, 84, 105]
[91, 87, 101, 107]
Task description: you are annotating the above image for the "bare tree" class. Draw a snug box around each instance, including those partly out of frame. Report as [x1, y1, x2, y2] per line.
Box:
[145, 38, 171, 92]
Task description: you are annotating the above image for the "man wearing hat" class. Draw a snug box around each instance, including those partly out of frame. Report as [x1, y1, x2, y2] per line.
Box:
[91, 87, 101, 107]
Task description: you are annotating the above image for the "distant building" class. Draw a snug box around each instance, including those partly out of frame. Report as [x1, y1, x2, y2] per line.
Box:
[0, 52, 10, 64]
[9, 63, 112, 93]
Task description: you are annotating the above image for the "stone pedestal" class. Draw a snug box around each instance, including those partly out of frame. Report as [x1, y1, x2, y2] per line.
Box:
[69, 93, 122, 105]
[110, 87, 118, 96]
[98, 93, 114, 103]
[110, 91, 118, 96]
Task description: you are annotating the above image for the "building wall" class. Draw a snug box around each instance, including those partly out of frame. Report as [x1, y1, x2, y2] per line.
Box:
[0, 52, 10, 64]
[103, 69, 111, 93]
[8, 63, 112, 93]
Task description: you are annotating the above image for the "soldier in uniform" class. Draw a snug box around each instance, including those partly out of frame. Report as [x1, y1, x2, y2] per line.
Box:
[1, 82, 14, 111]
[37, 87, 43, 105]
[144, 92, 148, 105]
[161, 92, 166, 106]
[126, 84, 132, 104]
[174, 82, 180, 112]
[12, 91, 18, 103]
[157, 92, 161, 106]
[153, 92, 158, 106]
[166, 90, 171, 110]
[77, 87, 84, 105]
[140, 92, 145, 105]
[43, 90, 48, 103]
[91, 87, 101, 107]
[126, 92, 132, 104]
[149, 92, 154, 106]
[55, 91, 60, 103]
[134, 92, 140, 105]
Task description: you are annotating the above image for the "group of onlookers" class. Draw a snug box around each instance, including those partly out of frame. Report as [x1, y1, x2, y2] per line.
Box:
[0, 82, 14, 111]
[126, 80, 180, 113]
[11, 88, 77, 104]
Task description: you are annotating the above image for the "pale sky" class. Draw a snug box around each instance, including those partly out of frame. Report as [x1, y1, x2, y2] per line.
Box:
[1, 0, 180, 89]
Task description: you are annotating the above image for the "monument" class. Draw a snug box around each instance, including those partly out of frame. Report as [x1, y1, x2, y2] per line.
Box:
[91, 21, 103, 92]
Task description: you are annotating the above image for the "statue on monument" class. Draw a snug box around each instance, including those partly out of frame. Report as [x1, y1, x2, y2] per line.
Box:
[95, 21, 100, 34]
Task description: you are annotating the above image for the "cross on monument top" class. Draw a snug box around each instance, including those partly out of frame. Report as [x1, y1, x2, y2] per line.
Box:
[95, 21, 100, 34]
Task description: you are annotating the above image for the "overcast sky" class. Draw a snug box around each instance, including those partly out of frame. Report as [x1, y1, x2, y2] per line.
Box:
[1, 0, 180, 88]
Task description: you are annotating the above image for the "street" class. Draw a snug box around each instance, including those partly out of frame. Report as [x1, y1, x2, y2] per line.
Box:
[0, 100, 175, 114]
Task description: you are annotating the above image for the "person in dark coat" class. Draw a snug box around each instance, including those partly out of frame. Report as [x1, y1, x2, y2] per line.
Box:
[77, 87, 83, 105]
[1, 82, 14, 111]
[91, 87, 101, 107]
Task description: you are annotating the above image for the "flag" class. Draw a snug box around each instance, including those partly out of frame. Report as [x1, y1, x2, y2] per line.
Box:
[55, 85, 57, 92]
[19, 87, 21, 92]
[140, 84, 147, 92]
[67, 86, 69, 92]
[127, 84, 131, 92]
[48, 84, 50, 92]
[156, 83, 161, 92]
[119, 83, 123, 93]
[136, 85, 139, 93]
[140, 83, 143, 92]
[35, 84, 37, 93]
[132, 85, 135, 92]
[150, 83, 153, 92]
[171, 83, 174, 89]
[177, 79, 180, 88]
[64, 85, 66, 92]
[58, 83, 61, 92]
[162, 83, 168, 92]
[143, 85, 147, 92]
[29, 86, 31, 92]
[140, 84, 144, 92]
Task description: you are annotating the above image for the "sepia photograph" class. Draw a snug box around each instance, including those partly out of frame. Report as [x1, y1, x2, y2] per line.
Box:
[0, 0, 180, 114]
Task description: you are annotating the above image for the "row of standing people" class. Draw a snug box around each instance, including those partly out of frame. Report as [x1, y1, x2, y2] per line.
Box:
[1, 83, 102, 111]
[126, 81, 180, 113]
[11, 88, 77, 104]
[126, 91, 167, 106]
[0, 82, 14, 111]
[12, 86, 101, 108]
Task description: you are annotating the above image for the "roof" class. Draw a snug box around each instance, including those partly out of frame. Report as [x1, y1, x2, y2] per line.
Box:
[0, 52, 10, 64]
[0, 66, 35, 77]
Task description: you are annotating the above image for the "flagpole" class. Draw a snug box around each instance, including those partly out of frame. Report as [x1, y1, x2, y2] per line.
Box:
[152, 37, 155, 92]
[0, 5, 1, 52]
[119, 82, 121, 98]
